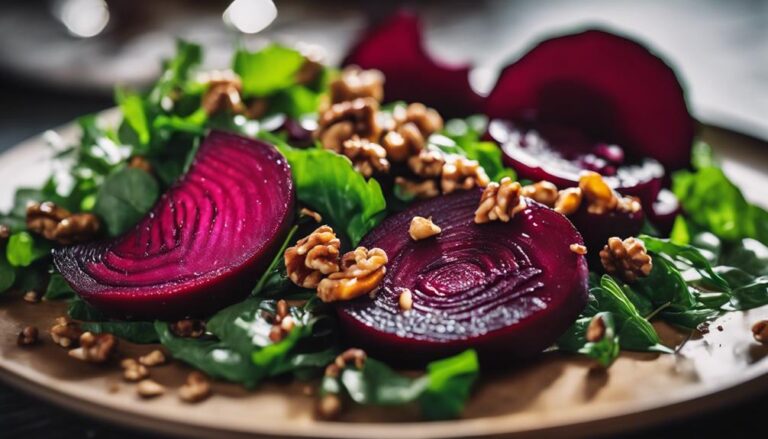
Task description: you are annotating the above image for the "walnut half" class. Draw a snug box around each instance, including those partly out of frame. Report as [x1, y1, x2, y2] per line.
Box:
[317, 247, 388, 302]
[474, 177, 526, 224]
[285, 225, 341, 289]
[599, 237, 653, 283]
[26, 201, 100, 245]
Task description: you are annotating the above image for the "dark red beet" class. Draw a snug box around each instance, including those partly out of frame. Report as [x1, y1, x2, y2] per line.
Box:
[337, 190, 589, 364]
[569, 203, 645, 252]
[485, 29, 695, 171]
[489, 120, 664, 208]
[647, 189, 681, 236]
[342, 11, 483, 117]
[54, 131, 294, 319]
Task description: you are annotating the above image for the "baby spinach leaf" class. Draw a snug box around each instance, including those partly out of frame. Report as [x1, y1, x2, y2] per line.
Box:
[93, 167, 159, 236]
[155, 322, 262, 386]
[234, 45, 306, 97]
[672, 147, 768, 245]
[44, 273, 76, 300]
[720, 238, 768, 277]
[116, 87, 151, 150]
[148, 39, 202, 107]
[640, 234, 729, 293]
[272, 139, 387, 245]
[578, 312, 620, 368]
[6, 232, 51, 267]
[0, 254, 15, 293]
[430, 132, 515, 182]
[324, 349, 478, 420]
[68, 297, 107, 321]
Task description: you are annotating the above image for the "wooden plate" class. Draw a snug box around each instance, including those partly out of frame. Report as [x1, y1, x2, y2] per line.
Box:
[1, 114, 768, 438]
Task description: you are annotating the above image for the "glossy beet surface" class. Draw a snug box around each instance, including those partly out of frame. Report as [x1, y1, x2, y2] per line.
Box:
[337, 189, 589, 363]
[54, 131, 294, 319]
[343, 11, 483, 118]
[486, 30, 695, 171]
[569, 204, 645, 252]
[489, 121, 664, 208]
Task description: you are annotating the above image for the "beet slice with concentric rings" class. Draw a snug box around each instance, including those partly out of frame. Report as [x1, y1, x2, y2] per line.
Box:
[54, 131, 294, 319]
[336, 189, 589, 364]
[485, 29, 695, 172]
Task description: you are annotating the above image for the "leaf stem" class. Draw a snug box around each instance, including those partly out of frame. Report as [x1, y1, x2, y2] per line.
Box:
[252, 224, 298, 296]
[644, 301, 672, 321]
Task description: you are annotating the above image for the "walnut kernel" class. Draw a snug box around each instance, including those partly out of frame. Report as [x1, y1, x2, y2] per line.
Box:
[554, 187, 583, 216]
[68, 332, 117, 363]
[441, 156, 490, 194]
[521, 181, 559, 207]
[137, 379, 165, 398]
[409, 216, 441, 241]
[315, 98, 380, 152]
[317, 247, 387, 302]
[330, 65, 385, 104]
[586, 315, 607, 342]
[752, 320, 768, 344]
[285, 225, 341, 289]
[395, 177, 440, 199]
[341, 136, 390, 178]
[201, 70, 244, 116]
[121, 358, 149, 382]
[26, 201, 100, 244]
[179, 371, 212, 403]
[50, 317, 83, 348]
[139, 350, 166, 367]
[170, 319, 206, 338]
[599, 237, 653, 283]
[17, 326, 38, 346]
[474, 177, 526, 224]
[407, 149, 445, 178]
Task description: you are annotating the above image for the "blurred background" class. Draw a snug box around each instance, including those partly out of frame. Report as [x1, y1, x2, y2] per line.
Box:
[0, 0, 766, 437]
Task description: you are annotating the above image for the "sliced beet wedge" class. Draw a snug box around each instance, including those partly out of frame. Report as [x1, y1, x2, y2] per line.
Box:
[54, 131, 294, 319]
[488, 120, 664, 208]
[342, 11, 483, 117]
[337, 189, 589, 364]
[485, 29, 695, 171]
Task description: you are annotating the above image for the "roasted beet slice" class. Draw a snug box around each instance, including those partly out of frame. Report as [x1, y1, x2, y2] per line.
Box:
[489, 120, 664, 208]
[486, 30, 695, 171]
[343, 11, 483, 117]
[54, 131, 294, 319]
[569, 203, 645, 252]
[337, 189, 589, 363]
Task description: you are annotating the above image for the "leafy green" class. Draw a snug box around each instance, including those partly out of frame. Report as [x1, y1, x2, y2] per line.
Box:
[148, 39, 203, 107]
[156, 322, 262, 386]
[432, 121, 515, 182]
[158, 297, 334, 387]
[323, 349, 479, 420]
[672, 143, 768, 245]
[116, 87, 151, 150]
[272, 139, 387, 245]
[640, 234, 729, 293]
[0, 254, 15, 293]
[44, 273, 76, 300]
[252, 225, 298, 296]
[234, 45, 306, 97]
[67, 297, 107, 321]
[93, 167, 159, 236]
[6, 232, 51, 267]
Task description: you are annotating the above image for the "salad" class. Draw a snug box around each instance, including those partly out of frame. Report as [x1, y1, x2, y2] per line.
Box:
[2, 11, 768, 421]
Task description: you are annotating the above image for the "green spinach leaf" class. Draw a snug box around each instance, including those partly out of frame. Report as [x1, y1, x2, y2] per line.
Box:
[93, 167, 159, 236]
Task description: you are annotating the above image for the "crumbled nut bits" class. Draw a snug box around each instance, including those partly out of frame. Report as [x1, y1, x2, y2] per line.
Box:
[753, 320, 768, 344]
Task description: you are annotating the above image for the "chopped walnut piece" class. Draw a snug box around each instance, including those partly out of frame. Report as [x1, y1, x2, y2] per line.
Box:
[285, 225, 342, 289]
[329, 65, 385, 104]
[269, 299, 296, 342]
[570, 244, 588, 255]
[317, 247, 387, 302]
[474, 177, 527, 224]
[752, 320, 768, 344]
[170, 319, 206, 338]
[295, 58, 324, 87]
[441, 156, 490, 194]
[341, 136, 390, 178]
[299, 207, 322, 223]
[68, 332, 117, 363]
[381, 122, 425, 163]
[27, 201, 70, 240]
[121, 358, 149, 382]
[137, 379, 165, 398]
[316, 393, 343, 420]
[315, 98, 380, 152]
[395, 177, 440, 199]
[586, 315, 607, 342]
[0, 224, 10, 243]
[23, 290, 40, 303]
[139, 350, 166, 367]
[554, 187, 583, 216]
[579, 171, 618, 214]
[600, 237, 653, 283]
[17, 326, 38, 346]
[407, 149, 445, 178]
[398, 289, 413, 311]
[26, 201, 101, 245]
[179, 371, 212, 403]
[409, 216, 441, 241]
[50, 317, 83, 348]
[128, 156, 153, 173]
[201, 70, 244, 116]
[392, 103, 444, 138]
[522, 181, 559, 207]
